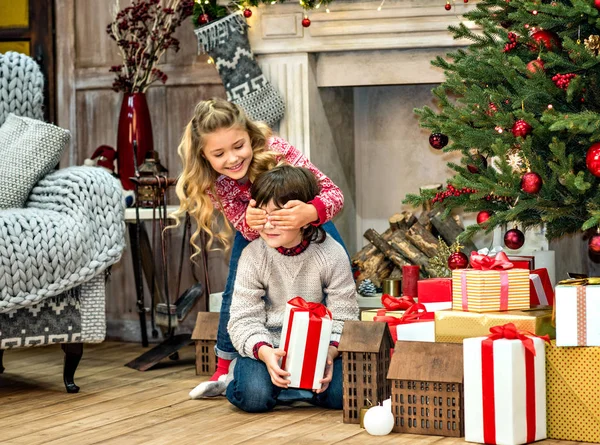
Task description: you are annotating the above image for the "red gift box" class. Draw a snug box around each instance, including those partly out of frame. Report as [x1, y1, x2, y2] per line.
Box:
[529, 268, 554, 307]
[508, 255, 535, 270]
[417, 278, 452, 310]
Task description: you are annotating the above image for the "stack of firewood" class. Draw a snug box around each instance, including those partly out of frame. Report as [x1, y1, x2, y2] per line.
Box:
[352, 209, 477, 288]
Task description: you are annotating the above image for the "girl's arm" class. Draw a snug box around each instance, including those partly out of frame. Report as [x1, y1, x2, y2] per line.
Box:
[270, 137, 344, 225]
[322, 241, 360, 342]
[208, 181, 260, 241]
[227, 243, 272, 356]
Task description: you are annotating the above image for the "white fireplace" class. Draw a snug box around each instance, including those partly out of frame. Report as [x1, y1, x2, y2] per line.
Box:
[246, 0, 477, 252]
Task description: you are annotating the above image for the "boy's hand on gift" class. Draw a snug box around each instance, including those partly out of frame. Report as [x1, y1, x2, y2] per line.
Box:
[268, 201, 318, 230]
[316, 346, 339, 394]
[246, 200, 268, 231]
[258, 346, 290, 388]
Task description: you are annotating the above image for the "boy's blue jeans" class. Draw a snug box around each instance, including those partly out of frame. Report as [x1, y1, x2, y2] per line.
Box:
[215, 221, 348, 359]
[226, 356, 343, 412]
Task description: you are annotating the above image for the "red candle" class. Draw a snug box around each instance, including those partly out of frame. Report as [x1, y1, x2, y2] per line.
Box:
[402, 265, 420, 299]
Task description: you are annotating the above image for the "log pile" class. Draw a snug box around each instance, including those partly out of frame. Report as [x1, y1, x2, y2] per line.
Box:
[352, 210, 477, 287]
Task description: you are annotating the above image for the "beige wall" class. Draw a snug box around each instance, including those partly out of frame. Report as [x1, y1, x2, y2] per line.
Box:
[55, 0, 229, 340]
[354, 84, 461, 249]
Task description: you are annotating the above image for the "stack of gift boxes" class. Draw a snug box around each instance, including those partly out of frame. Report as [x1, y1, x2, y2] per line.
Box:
[356, 249, 600, 444]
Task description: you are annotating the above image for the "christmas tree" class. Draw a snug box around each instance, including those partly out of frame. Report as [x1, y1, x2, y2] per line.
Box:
[405, 0, 600, 252]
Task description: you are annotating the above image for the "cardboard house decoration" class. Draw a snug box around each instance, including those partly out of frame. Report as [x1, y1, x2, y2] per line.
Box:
[387, 341, 464, 437]
[338, 320, 394, 424]
[191, 312, 220, 376]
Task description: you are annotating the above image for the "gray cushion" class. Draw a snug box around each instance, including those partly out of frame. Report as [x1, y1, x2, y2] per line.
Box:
[0, 113, 70, 209]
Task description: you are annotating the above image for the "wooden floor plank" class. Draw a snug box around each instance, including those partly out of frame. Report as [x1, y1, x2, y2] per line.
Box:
[0, 342, 592, 445]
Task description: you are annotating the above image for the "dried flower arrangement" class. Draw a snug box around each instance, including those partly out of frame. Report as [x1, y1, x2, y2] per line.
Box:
[107, 0, 194, 93]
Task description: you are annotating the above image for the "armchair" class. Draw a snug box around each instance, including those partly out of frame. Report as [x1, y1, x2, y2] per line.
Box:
[0, 52, 125, 392]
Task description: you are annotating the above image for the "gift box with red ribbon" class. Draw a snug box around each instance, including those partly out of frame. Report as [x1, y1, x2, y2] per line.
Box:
[417, 278, 452, 311]
[529, 268, 554, 307]
[555, 278, 600, 347]
[360, 294, 415, 321]
[373, 303, 435, 343]
[507, 255, 535, 270]
[464, 323, 549, 445]
[279, 297, 333, 390]
[452, 252, 530, 313]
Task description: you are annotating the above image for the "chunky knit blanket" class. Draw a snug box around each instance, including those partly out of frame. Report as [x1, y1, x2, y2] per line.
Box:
[0, 52, 44, 127]
[0, 166, 126, 313]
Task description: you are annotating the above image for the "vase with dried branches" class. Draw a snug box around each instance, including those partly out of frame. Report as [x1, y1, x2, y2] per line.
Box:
[107, 0, 193, 190]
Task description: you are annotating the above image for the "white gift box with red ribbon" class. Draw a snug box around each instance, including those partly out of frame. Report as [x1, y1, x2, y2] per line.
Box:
[464, 324, 547, 445]
[373, 303, 435, 343]
[555, 281, 600, 347]
[529, 268, 554, 307]
[279, 297, 333, 390]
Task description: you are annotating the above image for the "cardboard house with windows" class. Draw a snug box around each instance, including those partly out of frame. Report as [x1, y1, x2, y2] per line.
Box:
[387, 341, 464, 437]
[338, 320, 394, 424]
[191, 312, 220, 376]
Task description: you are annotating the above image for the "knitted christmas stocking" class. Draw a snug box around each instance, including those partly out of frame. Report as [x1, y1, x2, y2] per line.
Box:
[194, 12, 285, 128]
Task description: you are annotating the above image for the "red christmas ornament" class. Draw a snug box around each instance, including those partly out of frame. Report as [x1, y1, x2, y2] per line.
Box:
[448, 252, 469, 270]
[586, 142, 600, 177]
[487, 102, 498, 116]
[429, 133, 449, 149]
[504, 228, 525, 250]
[476, 210, 493, 225]
[595, 0, 600, 10]
[302, 17, 311, 27]
[512, 119, 532, 138]
[243, 8, 252, 18]
[589, 234, 600, 253]
[531, 30, 561, 51]
[526, 58, 545, 75]
[198, 13, 210, 25]
[467, 153, 487, 173]
[445, 1, 452, 10]
[521, 171, 543, 194]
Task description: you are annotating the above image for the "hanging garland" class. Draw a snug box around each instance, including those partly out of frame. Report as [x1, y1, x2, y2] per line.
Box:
[192, 0, 333, 25]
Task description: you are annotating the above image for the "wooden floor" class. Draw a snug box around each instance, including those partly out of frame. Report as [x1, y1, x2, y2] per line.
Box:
[0, 342, 588, 445]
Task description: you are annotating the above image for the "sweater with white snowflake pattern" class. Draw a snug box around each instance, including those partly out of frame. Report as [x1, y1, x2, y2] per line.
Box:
[227, 235, 360, 358]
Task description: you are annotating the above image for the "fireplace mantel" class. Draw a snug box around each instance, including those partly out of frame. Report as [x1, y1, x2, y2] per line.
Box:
[247, 0, 477, 55]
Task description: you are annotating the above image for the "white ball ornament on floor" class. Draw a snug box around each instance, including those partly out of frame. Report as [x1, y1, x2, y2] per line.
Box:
[363, 405, 394, 436]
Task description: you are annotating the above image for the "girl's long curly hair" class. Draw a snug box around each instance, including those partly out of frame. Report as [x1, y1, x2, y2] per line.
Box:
[170, 98, 280, 257]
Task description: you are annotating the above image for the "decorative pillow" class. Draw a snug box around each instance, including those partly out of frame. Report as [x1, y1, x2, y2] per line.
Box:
[0, 113, 70, 209]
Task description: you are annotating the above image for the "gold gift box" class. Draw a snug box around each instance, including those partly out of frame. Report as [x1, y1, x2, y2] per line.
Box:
[546, 340, 600, 442]
[451, 268, 530, 312]
[360, 309, 405, 322]
[434, 308, 555, 343]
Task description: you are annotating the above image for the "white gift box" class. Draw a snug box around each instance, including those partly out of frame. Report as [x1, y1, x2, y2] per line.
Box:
[421, 301, 453, 312]
[555, 283, 600, 347]
[463, 336, 547, 445]
[279, 299, 333, 390]
[396, 320, 435, 342]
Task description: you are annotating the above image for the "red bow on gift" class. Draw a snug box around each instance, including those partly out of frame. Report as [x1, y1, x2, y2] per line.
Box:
[381, 293, 416, 311]
[373, 303, 433, 343]
[470, 251, 514, 270]
[486, 322, 550, 355]
[287, 296, 332, 319]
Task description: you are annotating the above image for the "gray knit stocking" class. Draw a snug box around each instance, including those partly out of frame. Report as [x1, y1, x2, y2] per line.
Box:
[194, 12, 285, 128]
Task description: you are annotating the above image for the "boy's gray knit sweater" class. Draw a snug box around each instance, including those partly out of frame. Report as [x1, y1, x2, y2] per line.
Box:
[228, 235, 360, 358]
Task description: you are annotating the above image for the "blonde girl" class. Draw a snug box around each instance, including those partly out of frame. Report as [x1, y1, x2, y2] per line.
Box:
[172, 98, 346, 382]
